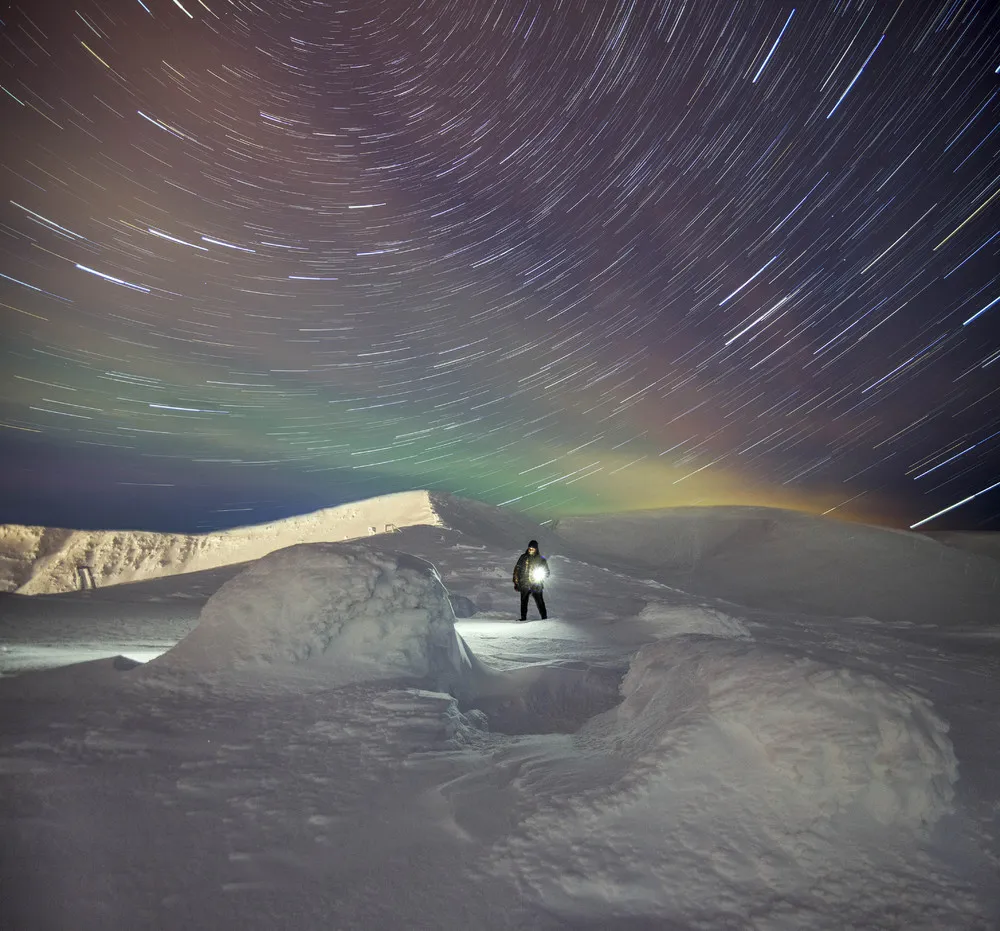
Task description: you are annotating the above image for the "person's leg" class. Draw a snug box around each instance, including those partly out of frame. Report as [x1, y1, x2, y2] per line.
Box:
[519, 590, 529, 620]
[533, 591, 547, 620]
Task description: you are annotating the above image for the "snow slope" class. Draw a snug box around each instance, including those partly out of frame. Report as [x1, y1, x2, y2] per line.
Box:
[0, 490, 439, 595]
[927, 531, 1000, 563]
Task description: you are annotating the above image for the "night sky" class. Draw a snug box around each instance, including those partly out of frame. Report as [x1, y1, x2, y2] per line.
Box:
[2, 0, 999, 533]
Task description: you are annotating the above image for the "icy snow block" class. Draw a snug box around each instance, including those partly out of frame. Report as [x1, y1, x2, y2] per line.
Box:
[152, 542, 476, 690]
[610, 636, 958, 830]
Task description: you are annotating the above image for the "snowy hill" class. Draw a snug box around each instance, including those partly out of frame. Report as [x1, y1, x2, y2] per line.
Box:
[552, 506, 1000, 626]
[0, 491, 441, 594]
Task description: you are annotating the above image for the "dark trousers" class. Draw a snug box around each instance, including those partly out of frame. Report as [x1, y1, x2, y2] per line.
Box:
[519, 589, 547, 620]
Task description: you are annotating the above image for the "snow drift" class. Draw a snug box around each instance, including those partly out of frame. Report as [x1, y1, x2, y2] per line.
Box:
[0, 491, 439, 595]
[637, 602, 753, 640]
[150, 542, 479, 694]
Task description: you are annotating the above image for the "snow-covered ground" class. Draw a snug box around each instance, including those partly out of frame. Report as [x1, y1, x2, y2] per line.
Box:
[1, 496, 998, 930]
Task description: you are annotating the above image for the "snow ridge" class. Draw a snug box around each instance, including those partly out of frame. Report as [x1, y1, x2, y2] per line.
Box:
[0, 491, 440, 594]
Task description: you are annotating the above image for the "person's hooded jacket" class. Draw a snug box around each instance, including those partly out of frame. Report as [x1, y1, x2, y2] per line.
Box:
[513, 541, 548, 593]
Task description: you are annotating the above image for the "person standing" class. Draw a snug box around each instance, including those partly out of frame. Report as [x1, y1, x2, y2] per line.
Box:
[512, 539, 548, 621]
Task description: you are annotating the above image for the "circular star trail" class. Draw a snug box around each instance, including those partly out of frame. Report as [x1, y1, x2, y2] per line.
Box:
[1, 0, 999, 531]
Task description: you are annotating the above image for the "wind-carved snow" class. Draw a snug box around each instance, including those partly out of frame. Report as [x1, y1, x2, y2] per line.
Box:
[152, 542, 478, 696]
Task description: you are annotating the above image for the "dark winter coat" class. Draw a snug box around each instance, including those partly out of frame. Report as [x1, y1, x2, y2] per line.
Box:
[513, 549, 548, 593]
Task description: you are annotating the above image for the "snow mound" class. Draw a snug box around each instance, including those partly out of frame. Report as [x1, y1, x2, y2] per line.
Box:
[554, 505, 1000, 625]
[151, 542, 478, 693]
[456, 636, 961, 925]
[1, 491, 439, 594]
[611, 636, 957, 828]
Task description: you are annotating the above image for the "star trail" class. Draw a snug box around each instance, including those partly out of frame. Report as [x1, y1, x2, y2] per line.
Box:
[1, 0, 998, 532]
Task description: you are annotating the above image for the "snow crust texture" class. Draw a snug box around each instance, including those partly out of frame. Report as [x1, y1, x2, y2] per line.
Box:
[152, 542, 476, 693]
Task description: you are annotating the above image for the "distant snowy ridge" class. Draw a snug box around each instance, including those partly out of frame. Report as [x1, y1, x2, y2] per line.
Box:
[0, 491, 440, 595]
